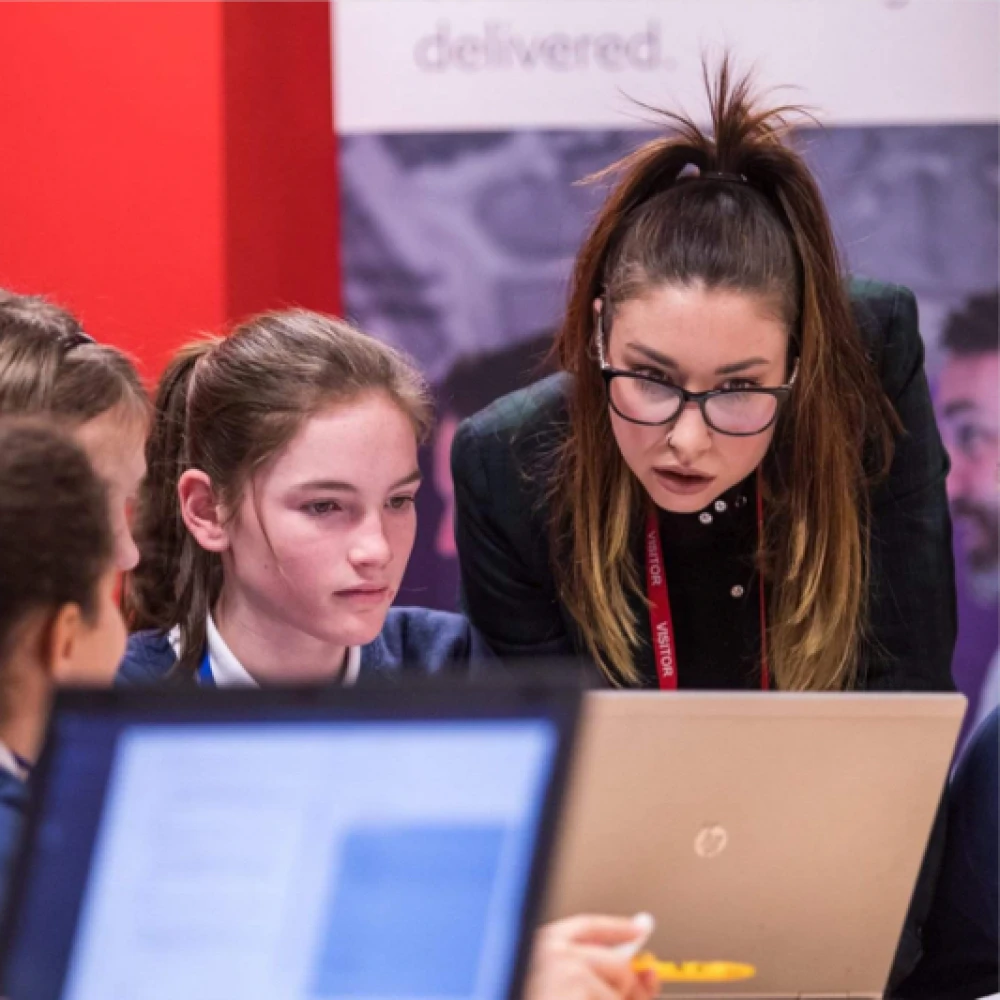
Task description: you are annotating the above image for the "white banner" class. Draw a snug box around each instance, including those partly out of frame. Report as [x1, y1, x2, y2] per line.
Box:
[333, 0, 1000, 132]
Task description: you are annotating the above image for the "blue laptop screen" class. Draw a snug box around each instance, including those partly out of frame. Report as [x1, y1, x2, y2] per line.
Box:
[6, 718, 559, 1000]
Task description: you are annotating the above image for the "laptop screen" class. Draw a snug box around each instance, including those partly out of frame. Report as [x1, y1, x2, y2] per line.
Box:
[4, 697, 568, 1000]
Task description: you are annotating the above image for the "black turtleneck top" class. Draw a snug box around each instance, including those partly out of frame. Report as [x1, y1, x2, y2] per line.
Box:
[633, 474, 764, 689]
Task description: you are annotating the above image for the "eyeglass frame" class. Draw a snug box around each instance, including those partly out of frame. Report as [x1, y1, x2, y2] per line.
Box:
[595, 312, 799, 437]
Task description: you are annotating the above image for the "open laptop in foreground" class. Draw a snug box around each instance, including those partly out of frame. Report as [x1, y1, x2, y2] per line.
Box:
[545, 691, 965, 1000]
[0, 683, 580, 1000]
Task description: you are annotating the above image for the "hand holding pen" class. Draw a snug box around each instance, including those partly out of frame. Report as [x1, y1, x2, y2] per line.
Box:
[525, 913, 659, 1000]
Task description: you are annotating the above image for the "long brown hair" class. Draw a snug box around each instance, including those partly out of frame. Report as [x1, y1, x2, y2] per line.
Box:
[125, 310, 433, 676]
[551, 59, 897, 691]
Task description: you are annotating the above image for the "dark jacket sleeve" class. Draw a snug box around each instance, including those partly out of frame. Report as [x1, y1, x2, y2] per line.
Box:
[451, 382, 575, 660]
[858, 281, 957, 693]
[894, 710, 999, 1000]
[853, 282, 958, 994]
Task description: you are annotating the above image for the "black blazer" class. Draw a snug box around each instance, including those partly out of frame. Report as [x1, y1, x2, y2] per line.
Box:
[451, 278, 957, 694]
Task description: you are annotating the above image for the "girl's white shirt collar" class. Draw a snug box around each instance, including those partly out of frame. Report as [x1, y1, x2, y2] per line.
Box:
[168, 614, 361, 688]
[0, 742, 29, 782]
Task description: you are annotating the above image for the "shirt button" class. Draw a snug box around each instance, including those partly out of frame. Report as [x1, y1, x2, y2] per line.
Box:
[714, 500, 727, 513]
[734, 494, 748, 509]
[730, 585, 745, 598]
[699, 512, 713, 525]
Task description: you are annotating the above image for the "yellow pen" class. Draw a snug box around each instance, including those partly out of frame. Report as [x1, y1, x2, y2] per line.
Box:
[631, 955, 757, 983]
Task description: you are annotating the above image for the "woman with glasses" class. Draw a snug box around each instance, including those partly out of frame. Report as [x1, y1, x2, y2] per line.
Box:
[450, 60, 956, 700]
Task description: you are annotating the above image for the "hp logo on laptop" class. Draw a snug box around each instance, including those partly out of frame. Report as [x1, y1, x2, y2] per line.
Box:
[694, 825, 728, 858]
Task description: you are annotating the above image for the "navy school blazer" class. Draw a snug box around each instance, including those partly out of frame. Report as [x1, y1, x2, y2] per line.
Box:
[0, 767, 27, 919]
[117, 607, 494, 687]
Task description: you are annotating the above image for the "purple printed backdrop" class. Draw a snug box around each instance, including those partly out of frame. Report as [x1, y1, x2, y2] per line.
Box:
[340, 124, 999, 724]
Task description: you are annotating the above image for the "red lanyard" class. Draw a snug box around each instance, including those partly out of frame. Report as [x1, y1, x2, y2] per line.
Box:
[644, 481, 769, 691]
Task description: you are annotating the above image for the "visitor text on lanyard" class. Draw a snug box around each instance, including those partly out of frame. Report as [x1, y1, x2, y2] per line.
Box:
[644, 487, 769, 691]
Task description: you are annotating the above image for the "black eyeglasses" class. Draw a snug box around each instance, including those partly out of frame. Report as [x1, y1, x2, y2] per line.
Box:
[596, 316, 798, 437]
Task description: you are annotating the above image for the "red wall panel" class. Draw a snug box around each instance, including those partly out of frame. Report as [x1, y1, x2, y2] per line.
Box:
[223, 1, 341, 323]
[0, 1, 228, 377]
[0, 1, 340, 380]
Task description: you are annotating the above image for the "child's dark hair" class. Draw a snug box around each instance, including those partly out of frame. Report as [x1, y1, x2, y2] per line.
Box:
[126, 309, 433, 676]
[0, 418, 114, 664]
[0, 290, 148, 424]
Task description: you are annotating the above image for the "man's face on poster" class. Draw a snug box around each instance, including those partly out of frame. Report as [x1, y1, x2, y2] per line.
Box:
[939, 349, 1000, 602]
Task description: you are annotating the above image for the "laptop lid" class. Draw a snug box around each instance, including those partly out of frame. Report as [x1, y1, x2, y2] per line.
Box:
[1, 682, 579, 1000]
[544, 691, 965, 1000]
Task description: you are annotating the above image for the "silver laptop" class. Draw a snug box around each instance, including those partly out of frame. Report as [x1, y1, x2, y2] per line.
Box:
[544, 691, 965, 1000]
